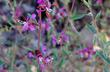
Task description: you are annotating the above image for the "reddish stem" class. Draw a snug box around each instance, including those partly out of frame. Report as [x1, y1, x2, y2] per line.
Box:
[38, 8, 42, 50]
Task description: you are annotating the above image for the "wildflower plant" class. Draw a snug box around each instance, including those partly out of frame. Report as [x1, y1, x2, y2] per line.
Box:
[0, 0, 110, 72]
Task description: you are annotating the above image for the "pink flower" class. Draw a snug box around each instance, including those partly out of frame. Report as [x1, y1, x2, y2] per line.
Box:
[52, 35, 57, 46]
[55, 7, 67, 19]
[45, 56, 53, 64]
[75, 48, 96, 59]
[27, 51, 35, 59]
[35, 50, 46, 71]
[97, 0, 103, 4]
[22, 22, 28, 31]
[37, 0, 51, 8]
[36, 9, 45, 17]
[0, 69, 7, 72]
[41, 45, 47, 55]
[22, 22, 36, 31]
[37, 0, 45, 5]
[60, 31, 69, 42]
[37, 56, 45, 72]
[15, 7, 23, 18]
[45, 23, 50, 31]
[35, 49, 53, 71]
[31, 13, 36, 20]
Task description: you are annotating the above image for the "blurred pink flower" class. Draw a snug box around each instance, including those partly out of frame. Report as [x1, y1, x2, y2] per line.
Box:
[36, 9, 45, 16]
[52, 35, 57, 46]
[31, 13, 36, 19]
[75, 47, 96, 59]
[97, 0, 103, 4]
[60, 31, 69, 42]
[15, 7, 23, 18]
[35, 50, 46, 71]
[35, 49, 53, 71]
[27, 51, 35, 59]
[37, 0, 45, 5]
[45, 23, 50, 31]
[41, 45, 47, 55]
[22, 22, 36, 31]
[45, 56, 53, 64]
[37, 0, 51, 8]
[0, 69, 7, 72]
[55, 7, 67, 20]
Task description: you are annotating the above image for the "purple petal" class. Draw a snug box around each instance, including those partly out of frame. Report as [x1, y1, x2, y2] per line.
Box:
[31, 13, 36, 19]
[97, 0, 103, 4]
[22, 22, 29, 31]
[52, 35, 57, 46]
[29, 24, 36, 31]
[41, 45, 47, 55]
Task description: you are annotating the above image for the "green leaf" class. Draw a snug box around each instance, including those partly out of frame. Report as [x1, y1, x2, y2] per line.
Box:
[104, 64, 109, 72]
[95, 11, 101, 20]
[86, 24, 97, 33]
[104, 41, 110, 48]
[98, 33, 107, 44]
[58, 58, 66, 68]
[71, 10, 86, 20]
[61, 0, 70, 5]
[106, 8, 110, 16]
[13, 0, 17, 8]
[103, 41, 110, 54]
[96, 51, 110, 64]
[62, 48, 71, 55]
[7, 48, 14, 59]
[0, 60, 4, 65]
[82, 0, 90, 9]
[25, 47, 34, 51]
[53, 49, 58, 60]
[66, 31, 76, 36]
[88, 0, 92, 6]
[93, 35, 98, 45]
[7, 20, 14, 28]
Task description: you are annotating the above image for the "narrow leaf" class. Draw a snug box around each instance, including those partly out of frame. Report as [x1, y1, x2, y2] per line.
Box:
[96, 51, 110, 64]
[58, 58, 66, 68]
[86, 24, 97, 33]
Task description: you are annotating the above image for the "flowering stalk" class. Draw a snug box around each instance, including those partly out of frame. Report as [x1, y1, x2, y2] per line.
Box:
[75, 47, 96, 60]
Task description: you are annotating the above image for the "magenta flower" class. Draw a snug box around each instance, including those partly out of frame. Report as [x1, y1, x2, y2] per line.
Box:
[41, 45, 47, 55]
[35, 49, 53, 71]
[22, 22, 28, 31]
[22, 22, 36, 31]
[45, 23, 50, 31]
[97, 0, 103, 5]
[37, 0, 51, 8]
[57, 31, 69, 45]
[14, 7, 23, 18]
[75, 48, 96, 59]
[60, 31, 69, 42]
[0, 68, 7, 72]
[41, 19, 51, 31]
[27, 51, 35, 59]
[52, 34, 57, 46]
[31, 13, 36, 20]
[59, 7, 67, 17]
[37, 56, 45, 72]
[55, 7, 67, 20]
[35, 50, 46, 71]
[36, 9, 45, 17]
[37, 0, 45, 5]
[35, 50, 43, 57]
[45, 56, 53, 64]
